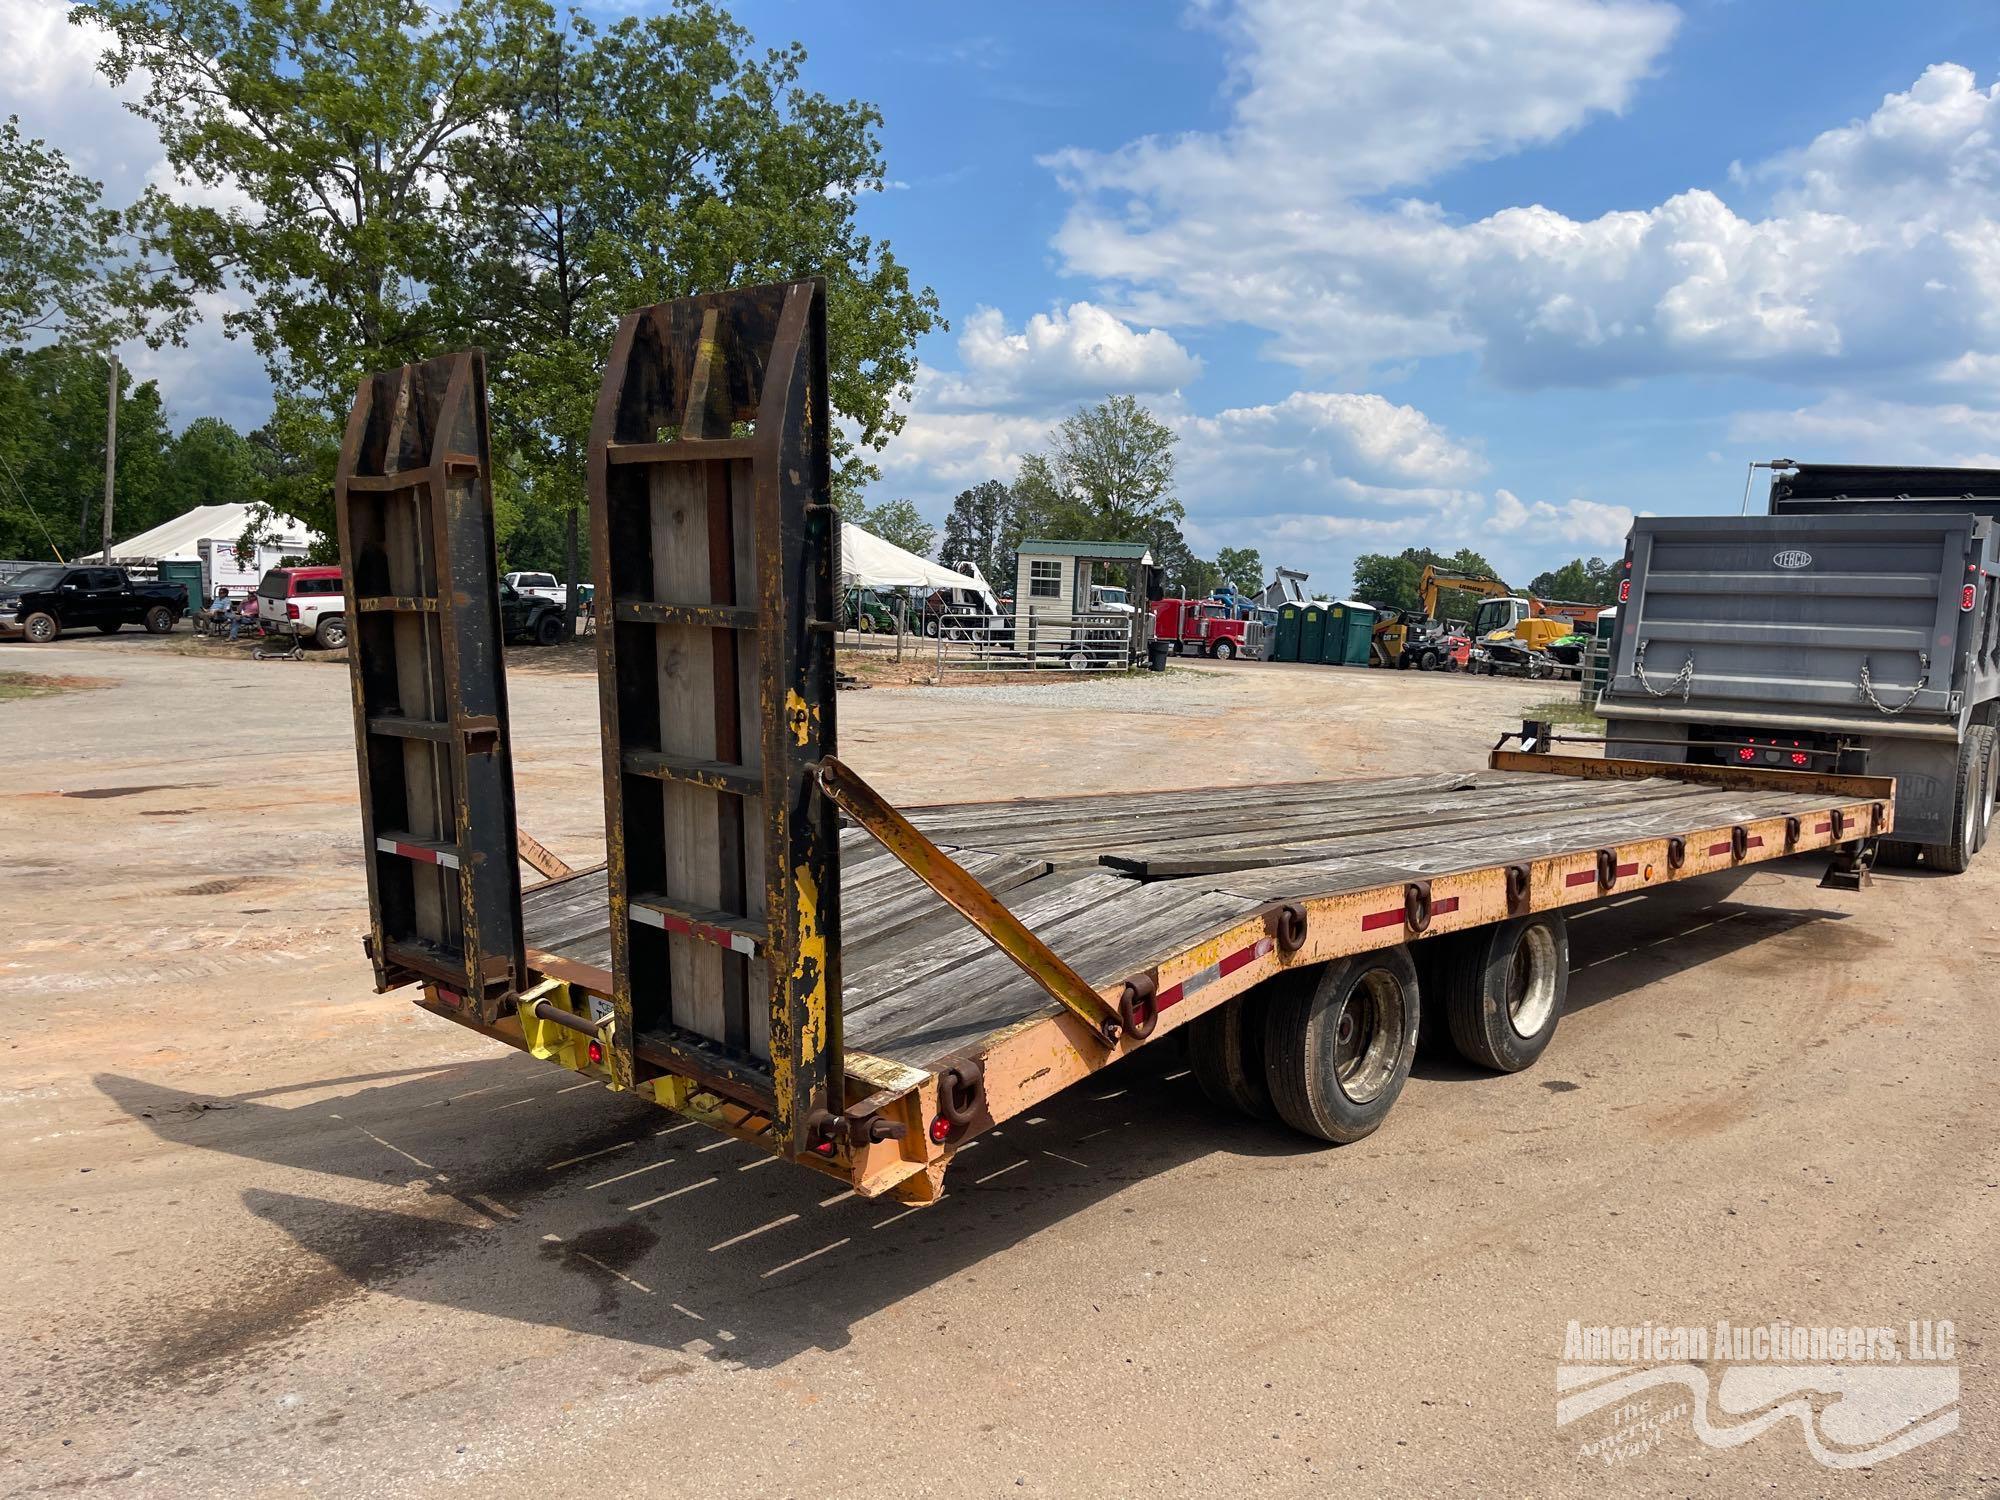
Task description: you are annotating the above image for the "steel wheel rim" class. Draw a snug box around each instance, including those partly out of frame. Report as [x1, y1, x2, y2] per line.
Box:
[1332, 968, 1405, 1103]
[1507, 923, 1560, 1039]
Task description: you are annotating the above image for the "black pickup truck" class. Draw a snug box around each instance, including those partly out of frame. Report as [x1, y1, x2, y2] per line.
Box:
[0, 565, 190, 643]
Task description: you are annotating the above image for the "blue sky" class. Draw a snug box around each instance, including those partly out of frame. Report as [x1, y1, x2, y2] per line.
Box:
[13, 0, 2000, 596]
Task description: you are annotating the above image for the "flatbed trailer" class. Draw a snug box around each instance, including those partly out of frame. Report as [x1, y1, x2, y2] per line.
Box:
[334, 280, 1894, 1206]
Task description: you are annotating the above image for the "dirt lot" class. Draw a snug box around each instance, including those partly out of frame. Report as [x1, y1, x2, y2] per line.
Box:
[3, 633, 1997, 1498]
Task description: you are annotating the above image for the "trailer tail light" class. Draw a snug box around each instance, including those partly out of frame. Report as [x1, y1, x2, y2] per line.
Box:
[586, 1039, 603, 1065]
[1963, 584, 1977, 611]
[1737, 746, 1755, 762]
[1617, 579, 1630, 603]
[929, 1115, 953, 1145]
[1790, 752, 1809, 767]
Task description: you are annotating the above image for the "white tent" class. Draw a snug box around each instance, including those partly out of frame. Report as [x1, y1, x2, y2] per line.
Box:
[839, 521, 972, 593]
[81, 502, 312, 562]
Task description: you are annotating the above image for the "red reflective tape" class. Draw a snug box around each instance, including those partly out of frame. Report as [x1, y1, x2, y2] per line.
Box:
[1814, 821, 1831, 834]
[1432, 896, 1461, 918]
[1361, 907, 1405, 930]
[1746, 835, 1764, 849]
[1616, 863, 1638, 879]
[1218, 936, 1275, 978]
[1564, 870, 1596, 887]
[1156, 935, 1273, 1014]
[1707, 841, 1731, 856]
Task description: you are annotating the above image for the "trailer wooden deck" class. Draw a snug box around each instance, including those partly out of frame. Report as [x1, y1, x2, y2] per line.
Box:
[522, 758, 1883, 1074]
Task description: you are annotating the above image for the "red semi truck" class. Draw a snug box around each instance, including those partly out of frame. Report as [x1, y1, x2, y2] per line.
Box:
[1153, 596, 1263, 659]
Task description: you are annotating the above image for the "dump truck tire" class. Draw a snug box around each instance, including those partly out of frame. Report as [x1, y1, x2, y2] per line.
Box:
[1981, 722, 2000, 841]
[1439, 913, 1569, 1073]
[1188, 982, 1280, 1121]
[1928, 728, 1988, 874]
[1262, 947, 1420, 1144]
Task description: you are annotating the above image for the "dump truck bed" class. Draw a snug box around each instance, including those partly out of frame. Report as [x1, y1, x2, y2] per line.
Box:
[522, 761, 1881, 1075]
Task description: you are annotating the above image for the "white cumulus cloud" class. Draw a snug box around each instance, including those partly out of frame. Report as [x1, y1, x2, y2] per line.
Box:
[928, 301, 1201, 411]
[1045, 2, 2000, 393]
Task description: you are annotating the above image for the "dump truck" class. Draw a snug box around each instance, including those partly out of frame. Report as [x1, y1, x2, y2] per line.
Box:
[1599, 463, 2000, 872]
[333, 281, 1899, 1203]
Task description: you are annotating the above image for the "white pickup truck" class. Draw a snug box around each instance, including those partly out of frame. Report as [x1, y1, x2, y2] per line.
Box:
[502, 571, 566, 608]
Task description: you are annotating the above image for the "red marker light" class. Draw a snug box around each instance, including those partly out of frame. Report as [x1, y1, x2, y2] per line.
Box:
[586, 1039, 603, 1065]
[929, 1116, 953, 1144]
[1962, 584, 1977, 611]
[1790, 752, 1809, 766]
[1737, 746, 1756, 762]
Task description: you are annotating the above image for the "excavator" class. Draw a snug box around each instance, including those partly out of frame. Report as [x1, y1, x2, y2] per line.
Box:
[1370, 564, 1606, 675]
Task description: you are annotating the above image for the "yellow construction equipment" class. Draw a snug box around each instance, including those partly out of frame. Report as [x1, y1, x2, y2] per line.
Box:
[1371, 564, 1609, 670]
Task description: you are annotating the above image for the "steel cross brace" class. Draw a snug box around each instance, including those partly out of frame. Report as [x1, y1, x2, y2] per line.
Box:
[812, 756, 1124, 1046]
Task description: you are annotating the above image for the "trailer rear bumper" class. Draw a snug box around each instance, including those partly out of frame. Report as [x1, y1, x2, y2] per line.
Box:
[1597, 694, 1961, 743]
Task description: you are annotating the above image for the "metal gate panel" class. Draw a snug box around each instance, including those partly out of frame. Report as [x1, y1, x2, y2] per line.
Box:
[335, 350, 525, 1018]
[587, 279, 840, 1151]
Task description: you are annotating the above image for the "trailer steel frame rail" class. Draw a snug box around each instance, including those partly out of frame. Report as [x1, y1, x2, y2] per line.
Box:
[335, 281, 1897, 1207]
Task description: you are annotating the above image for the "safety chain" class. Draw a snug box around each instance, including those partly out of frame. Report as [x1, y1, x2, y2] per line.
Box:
[1632, 639, 1695, 703]
[1858, 651, 1929, 716]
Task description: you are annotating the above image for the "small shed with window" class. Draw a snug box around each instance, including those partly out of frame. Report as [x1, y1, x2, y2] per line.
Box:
[1011, 538, 1155, 659]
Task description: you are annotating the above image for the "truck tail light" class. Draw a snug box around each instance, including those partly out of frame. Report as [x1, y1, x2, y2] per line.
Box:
[1617, 579, 1631, 603]
[287, 602, 301, 619]
[1962, 584, 1977, 612]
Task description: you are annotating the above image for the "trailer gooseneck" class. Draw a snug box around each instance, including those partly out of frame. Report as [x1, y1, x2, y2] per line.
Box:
[336, 280, 1895, 1204]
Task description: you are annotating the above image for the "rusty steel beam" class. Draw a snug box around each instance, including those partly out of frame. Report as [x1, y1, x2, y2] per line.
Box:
[814, 755, 1123, 1046]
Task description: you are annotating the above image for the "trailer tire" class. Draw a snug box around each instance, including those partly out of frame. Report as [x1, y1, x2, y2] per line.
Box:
[1439, 914, 1569, 1073]
[1262, 947, 1420, 1144]
[1927, 727, 1988, 874]
[1188, 982, 1280, 1121]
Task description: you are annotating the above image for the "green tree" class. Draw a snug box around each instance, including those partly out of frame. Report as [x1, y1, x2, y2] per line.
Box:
[446, 3, 940, 617]
[1528, 556, 1619, 605]
[0, 115, 184, 348]
[1213, 546, 1262, 593]
[1012, 395, 1180, 542]
[0, 344, 175, 558]
[845, 496, 935, 557]
[161, 417, 270, 514]
[939, 478, 1014, 586]
[78, 0, 545, 541]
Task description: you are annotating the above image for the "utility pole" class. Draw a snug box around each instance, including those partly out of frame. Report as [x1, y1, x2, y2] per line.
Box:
[101, 353, 120, 559]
